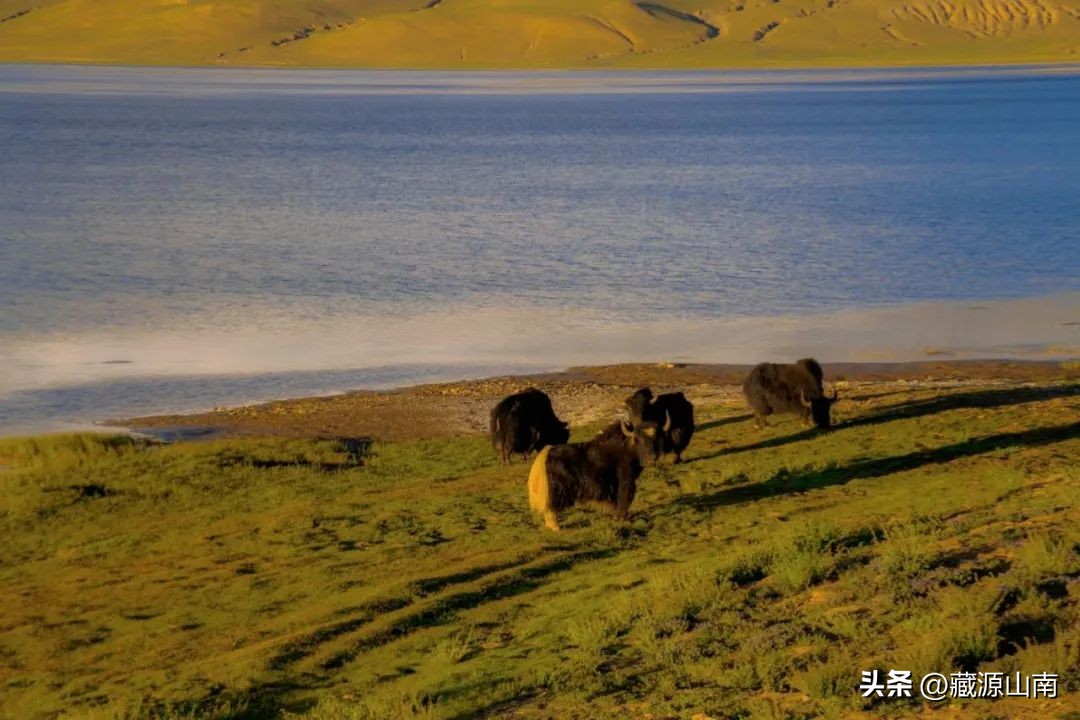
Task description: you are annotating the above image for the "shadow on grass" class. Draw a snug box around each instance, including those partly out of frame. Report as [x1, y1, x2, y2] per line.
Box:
[270, 554, 551, 671]
[198, 547, 621, 719]
[842, 384, 1080, 430]
[688, 425, 820, 464]
[321, 547, 618, 670]
[41, 483, 122, 501]
[421, 676, 542, 720]
[844, 389, 913, 402]
[697, 414, 754, 432]
[410, 559, 532, 597]
[690, 384, 1080, 463]
[140, 681, 321, 720]
[673, 420, 1080, 513]
[269, 597, 412, 671]
[217, 437, 373, 472]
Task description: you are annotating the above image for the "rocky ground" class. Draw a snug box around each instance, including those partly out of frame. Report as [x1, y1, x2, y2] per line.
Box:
[113, 360, 1079, 442]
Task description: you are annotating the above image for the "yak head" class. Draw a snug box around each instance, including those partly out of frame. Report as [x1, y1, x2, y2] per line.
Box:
[536, 418, 569, 447]
[625, 388, 654, 426]
[800, 386, 839, 429]
[546, 420, 570, 446]
[620, 412, 669, 466]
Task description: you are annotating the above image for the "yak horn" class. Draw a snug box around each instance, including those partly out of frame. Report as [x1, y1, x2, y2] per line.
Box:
[799, 389, 812, 408]
[662, 411, 672, 432]
[621, 420, 634, 437]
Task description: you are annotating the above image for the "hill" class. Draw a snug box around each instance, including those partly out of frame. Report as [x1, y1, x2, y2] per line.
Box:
[0, 0, 1079, 68]
[1, 370, 1078, 718]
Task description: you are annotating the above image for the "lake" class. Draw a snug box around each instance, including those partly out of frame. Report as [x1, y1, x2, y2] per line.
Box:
[1, 65, 1078, 434]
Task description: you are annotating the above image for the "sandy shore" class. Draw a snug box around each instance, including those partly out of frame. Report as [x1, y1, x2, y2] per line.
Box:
[112, 359, 1080, 442]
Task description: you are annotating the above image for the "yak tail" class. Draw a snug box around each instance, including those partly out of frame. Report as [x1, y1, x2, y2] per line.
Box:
[527, 446, 552, 514]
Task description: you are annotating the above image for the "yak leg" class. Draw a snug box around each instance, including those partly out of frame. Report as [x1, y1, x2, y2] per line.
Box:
[755, 413, 769, 429]
[543, 510, 561, 532]
[614, 470, 637, 521]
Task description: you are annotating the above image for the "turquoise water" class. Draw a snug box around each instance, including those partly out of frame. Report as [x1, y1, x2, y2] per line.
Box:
[1, 66, 1078, 432]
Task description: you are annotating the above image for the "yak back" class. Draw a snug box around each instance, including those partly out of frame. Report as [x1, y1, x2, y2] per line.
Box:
[543, 434, 640, 512]
[795, 358, 824, 388]
[490, 388, 568, 453]
[652, 391, 693, 426]
[743, 359, 836, 428]
[746, 362, 825, 400]
[652, 391, 694, 454]
[626, 389, 694, 443]
[627, 388, 692, 427]
[492, 388, 558, 425]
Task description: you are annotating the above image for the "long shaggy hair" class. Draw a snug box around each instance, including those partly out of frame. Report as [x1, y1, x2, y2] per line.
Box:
[527, 445, 552, 514]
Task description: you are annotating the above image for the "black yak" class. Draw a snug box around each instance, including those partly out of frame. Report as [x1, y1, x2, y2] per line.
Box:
[490, 388, 569, 464]
[626, 388, 695, 463]
[742, 358, 838, 429]
[527, 419, 666, 531]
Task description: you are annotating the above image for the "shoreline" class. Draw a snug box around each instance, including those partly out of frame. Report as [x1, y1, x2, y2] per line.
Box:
[111, 358, 1080, 442]
[6, 293, 1079, 437]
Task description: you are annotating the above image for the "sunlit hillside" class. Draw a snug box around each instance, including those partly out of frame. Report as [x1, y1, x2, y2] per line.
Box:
[0, 0, 1078, 67]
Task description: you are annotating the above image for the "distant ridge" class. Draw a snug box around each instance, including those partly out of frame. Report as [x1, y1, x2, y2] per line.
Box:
[0, 0, 1078, 67]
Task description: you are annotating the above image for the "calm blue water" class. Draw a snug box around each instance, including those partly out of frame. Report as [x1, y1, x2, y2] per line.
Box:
[1, 66, 1078, 433]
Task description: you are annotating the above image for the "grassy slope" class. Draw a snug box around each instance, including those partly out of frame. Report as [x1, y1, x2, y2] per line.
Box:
[1, 380, 1079, 719]
[0, 0, 1079, 67]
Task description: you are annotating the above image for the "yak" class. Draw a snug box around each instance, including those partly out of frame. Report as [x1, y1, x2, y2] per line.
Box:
[742, 358, 838, 429]
[527, 418, 666, 531]
[626, 388, 695, 463]
[490, 388, 570, 464]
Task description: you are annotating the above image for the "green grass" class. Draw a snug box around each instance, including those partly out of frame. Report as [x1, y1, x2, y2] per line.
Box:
[1, 382, 1079, 719]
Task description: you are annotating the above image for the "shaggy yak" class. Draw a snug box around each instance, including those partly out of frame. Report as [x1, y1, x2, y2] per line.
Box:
[625, 388, 695, 463]
[742, 358, 838, 429]
[490, 388, 570, 464]
[527, 418, 666, 531]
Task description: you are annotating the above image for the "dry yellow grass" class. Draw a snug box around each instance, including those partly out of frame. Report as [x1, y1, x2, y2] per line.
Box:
[0, 0, 1078, 67]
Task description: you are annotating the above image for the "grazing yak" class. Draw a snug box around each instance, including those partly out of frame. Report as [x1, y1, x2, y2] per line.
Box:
[743, 358, 838, 429]
[528, 419, 666, 531]
[490, 388, 570, 464]
[626, 388, 695, 463]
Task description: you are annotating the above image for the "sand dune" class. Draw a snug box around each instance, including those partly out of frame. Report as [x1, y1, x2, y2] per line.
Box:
[0, 0, 1078, 67]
